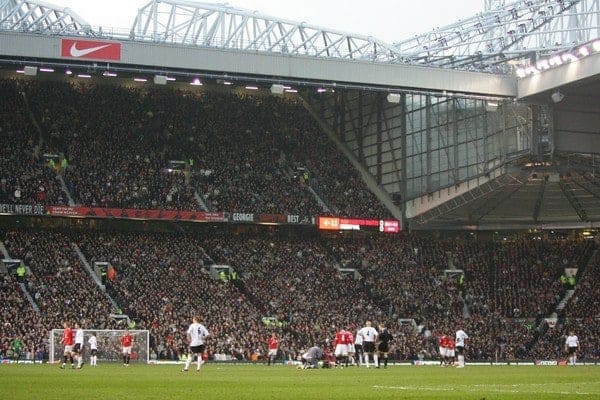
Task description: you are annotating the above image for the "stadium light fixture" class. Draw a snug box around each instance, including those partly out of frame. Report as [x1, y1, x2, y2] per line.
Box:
[154, 75, 167, 85]
[285, 89, 298, 93]
[317, 88, 327, 93]
[550, 90, 564, 103]
[386, 93, 401, 103]
[39, 67, 54, 72]
[190, 78, 202, 86]
[518, 39, 598, 79]
[23, 66, 37, 76]
[133, 77, 147, 82]
[548, 55, 563, 67]
[485, 101, 499, 112]
[102, 71, 117, 77]
[65, 69, 73, 75]
[245, 85, 259, 90]
[561, 53, 578, 63]
[77, 74, 91, 78]
[165, 77, 176, 81]
[270, 84, 284, 94]
[223, 81, 233, 85]
[535, 60, 550, 71]
[524, 66, 539, 75]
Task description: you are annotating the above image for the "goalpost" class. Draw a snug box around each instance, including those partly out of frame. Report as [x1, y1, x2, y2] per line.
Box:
[50, 329, 150, 364]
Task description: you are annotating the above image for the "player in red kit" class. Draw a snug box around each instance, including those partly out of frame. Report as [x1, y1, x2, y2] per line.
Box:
[334, 327, 352, 367]
[438, 334, 450, 366]
[447, 337, 456, 366]
[267, 333, 279, 366]
[60, 321, 75, 369]
[343, 328, 354, 367]
[120, 329, 134, 367]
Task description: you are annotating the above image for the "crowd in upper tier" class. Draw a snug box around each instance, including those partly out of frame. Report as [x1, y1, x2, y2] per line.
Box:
[1, 229, 598, 363]
[1, 78, 390, 219]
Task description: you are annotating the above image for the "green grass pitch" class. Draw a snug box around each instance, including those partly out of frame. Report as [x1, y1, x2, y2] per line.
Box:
[1, 363, 598, 399]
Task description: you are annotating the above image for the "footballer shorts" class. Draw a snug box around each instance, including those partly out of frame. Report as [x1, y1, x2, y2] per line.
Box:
[190, 345, 205, 354]
[363, 342, 376, 353]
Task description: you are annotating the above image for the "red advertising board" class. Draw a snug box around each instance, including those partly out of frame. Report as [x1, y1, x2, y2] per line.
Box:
[382, 220, 400, 233]
[47, 206, 226, 222]
[61, 39, 121, 61]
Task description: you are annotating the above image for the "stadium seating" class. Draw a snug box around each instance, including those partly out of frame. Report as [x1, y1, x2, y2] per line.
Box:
[1, 78, 598, 364]
[1, 228, 597, 363]
[2, 78, 390, 218]
[0, 79, 67, 206]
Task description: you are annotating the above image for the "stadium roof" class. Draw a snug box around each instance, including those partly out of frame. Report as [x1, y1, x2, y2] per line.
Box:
[394, 0, 600, 72]
[1, 0, 598, 72]
[0, 0, 90, 34]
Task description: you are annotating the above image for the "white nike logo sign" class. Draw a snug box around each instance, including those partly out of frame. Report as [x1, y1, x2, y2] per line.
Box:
[69, 43, 111, 58]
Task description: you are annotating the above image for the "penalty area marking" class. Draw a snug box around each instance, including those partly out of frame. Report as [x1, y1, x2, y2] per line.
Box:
[373, 384, 598, 396]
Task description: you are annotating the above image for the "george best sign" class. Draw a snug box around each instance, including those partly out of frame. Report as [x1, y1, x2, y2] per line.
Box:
[231, 213, 255, 222]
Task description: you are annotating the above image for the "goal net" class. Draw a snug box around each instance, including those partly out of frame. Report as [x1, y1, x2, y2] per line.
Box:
[49, 329, 150, 364]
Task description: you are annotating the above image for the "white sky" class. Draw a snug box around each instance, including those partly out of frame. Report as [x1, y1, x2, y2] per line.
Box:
[57, 0, 486, 43]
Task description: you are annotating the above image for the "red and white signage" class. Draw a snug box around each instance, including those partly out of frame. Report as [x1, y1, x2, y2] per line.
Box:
[381, 219, 400, 233]
[61, 39, 121, 61]
[318, 216, 401, 233]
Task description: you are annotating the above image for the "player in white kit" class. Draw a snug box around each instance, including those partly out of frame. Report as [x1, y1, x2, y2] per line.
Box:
[357, 321, 378, 368]
[564, 330, 579, 366]
[455, 328, 469, 368]
[182, 316, 209, 372]
[88, 332, 98, 366]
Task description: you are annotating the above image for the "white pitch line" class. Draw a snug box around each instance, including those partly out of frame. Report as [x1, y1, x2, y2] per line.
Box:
[373, 384, 597, 395]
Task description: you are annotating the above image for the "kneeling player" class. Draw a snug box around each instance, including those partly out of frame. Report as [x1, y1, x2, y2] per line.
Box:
[301, 346, 323, 369]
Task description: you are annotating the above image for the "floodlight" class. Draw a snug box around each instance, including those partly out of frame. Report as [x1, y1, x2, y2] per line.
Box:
[485, 101, 498, 112]
[270, 84, 284, 94]
[386, 93, 401, 103]
[154, 75, 167, 85]
[550, 91, 564, 103]
[24, 66, 37, 76]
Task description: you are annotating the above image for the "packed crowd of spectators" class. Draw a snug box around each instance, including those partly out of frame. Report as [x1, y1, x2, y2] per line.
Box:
[564, 250, 600, 318]
[2, 227, 597, 363]
[529, 318, 600, 360]
[4, 78, 390, 218]
[0, 79, 67, 206]
[325, 235, 532, 360]
[203, 235, 387, 349]
[0, 229, 118, 360]
[0, 272, 46, 361]
[75, 231, 281, 361]
[274, 107, 392, 218]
